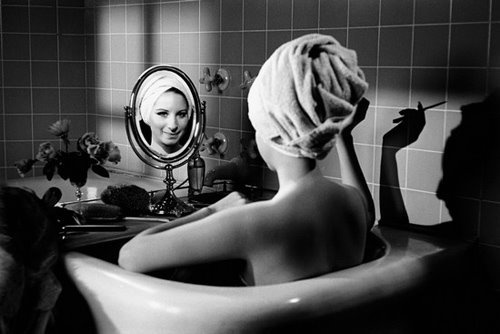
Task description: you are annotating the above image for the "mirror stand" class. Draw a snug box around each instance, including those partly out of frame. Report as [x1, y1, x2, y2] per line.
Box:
[126, 65, 206, 217]
[152, 164, 195, 217]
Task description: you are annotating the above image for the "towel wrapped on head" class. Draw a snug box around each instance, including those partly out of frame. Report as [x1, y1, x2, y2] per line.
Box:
[139, 72, 195, 126]
[248, 33, 368, 159]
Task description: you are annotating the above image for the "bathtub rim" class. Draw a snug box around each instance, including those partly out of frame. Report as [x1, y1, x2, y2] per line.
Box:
[63, 225, 471, 333]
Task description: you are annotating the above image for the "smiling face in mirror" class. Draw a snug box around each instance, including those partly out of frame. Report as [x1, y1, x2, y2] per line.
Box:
[137, 71, 196, 157]
[148, 88, 191, 154]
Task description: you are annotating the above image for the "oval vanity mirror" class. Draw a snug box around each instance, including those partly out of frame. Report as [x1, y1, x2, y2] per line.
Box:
[125, 65, 205, 216]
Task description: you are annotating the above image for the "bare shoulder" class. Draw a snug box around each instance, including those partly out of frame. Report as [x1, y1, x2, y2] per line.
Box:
[280, 178, 361, 208]
[337, 182, 368, 206]
[272, 179, 368, 229]
[203, 199, 284, 251]
[205, 199, 276, 229]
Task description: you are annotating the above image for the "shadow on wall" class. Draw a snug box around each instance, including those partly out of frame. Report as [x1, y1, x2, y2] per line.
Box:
[437, 90, 500, 240]
[378, 103, 426, 228]
[378, 92, 500, 332]
[378, 90, 500, 243]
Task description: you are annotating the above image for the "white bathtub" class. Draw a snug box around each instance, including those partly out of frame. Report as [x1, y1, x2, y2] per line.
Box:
[63, 225, 470, 334]
[7, 173, 472, 333]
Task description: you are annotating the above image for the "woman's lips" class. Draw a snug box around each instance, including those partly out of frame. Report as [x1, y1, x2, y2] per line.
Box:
[163, 132, 179, 139]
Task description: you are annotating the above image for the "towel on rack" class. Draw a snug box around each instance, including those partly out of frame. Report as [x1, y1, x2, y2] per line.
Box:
[248, 33, 368, 159]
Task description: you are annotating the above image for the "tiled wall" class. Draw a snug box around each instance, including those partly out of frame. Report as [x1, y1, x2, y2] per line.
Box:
[1, 0, 500, 290]
[86, 0, 500, 292]
[0, 0, 89, 180]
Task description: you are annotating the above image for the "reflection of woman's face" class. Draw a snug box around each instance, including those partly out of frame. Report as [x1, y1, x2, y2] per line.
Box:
[150, 90, 189, 153]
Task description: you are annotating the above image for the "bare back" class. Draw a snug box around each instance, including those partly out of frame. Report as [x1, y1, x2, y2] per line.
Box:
[240, 174, 368, 285]
[119, 171, 370, 287]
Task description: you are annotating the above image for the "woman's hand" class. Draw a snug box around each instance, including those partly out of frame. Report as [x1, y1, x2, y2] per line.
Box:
[340, 97, 370, 136]
[383, 102, 426, 149]
[208, 191, 248, 213]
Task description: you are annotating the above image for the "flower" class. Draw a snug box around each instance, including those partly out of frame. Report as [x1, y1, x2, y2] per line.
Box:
[48, 119, 71, 149]
[14, 159, 37, 177]
[48, 119, 70, 138]
[106, 142, 121, 164]
[36, 142, 57, 162]
[77, 132, 99, 154]
[14, 119, 121, 186]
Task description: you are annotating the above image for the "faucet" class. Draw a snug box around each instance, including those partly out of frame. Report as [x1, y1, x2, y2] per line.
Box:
[204, 155, 246, 188]
[203, 137, 257, 189]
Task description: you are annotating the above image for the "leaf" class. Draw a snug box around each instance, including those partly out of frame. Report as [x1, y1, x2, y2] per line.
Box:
[42, 187, 62, 207]
[57, 160, 69, 180]
[43, 160, 57, 181]
[91, 164, 110, 178]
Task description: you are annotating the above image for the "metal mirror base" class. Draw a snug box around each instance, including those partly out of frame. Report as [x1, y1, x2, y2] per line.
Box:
[151, 164, 195, 217]
[151, 191, 195, 217]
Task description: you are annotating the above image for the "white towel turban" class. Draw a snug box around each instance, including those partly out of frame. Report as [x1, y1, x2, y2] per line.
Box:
[139, 71, 194, 126]
[248, 33, 368, 159]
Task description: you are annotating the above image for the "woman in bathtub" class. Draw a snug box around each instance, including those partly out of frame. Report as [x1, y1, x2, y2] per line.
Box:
[119, 34, 375, 286]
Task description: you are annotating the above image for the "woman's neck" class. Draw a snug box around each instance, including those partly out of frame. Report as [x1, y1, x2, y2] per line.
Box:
[274, 158, 319, 196]
[151, 141, 179, 155]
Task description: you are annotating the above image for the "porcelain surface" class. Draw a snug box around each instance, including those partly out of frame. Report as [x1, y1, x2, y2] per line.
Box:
[64, 226, 469, 334]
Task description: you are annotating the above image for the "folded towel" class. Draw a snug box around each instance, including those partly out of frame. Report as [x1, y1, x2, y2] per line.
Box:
[101, 184, 150, 215]
[138, 71, 194, 126]
[248, 33, 368, 159]
[64, 202, 123, 222]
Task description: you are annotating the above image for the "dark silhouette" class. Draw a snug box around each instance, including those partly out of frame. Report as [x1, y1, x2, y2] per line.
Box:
[379, 103, 426, 227]
[377, 92, 500, 332]
[437, 90, 500, 333]
[376, 94, 499, 239]
[437, 90, 500, 240]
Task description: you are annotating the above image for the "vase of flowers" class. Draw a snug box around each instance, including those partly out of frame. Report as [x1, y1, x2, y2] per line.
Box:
[14, 119, 121, 202]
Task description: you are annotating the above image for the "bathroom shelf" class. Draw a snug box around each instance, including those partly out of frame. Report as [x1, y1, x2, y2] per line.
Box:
[61, 219, 160, 251]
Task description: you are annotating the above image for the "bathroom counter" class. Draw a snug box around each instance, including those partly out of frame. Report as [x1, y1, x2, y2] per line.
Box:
[60, 219, 161, 250]
[5, 171, 180, 256]
[6, 170, 172, 202]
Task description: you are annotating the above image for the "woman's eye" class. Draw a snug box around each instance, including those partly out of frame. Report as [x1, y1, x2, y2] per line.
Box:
[178, 111, 188, 118]
[156, 110, 169, 117]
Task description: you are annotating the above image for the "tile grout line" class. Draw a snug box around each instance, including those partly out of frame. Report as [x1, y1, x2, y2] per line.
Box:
[83, 3, 89, 133]
[108, 2, 113, 143]
[476, 0, 495, 238]
[346, 0, 350, 46]
[35, 57, 499, 70]
[262, 0, 268, 187]
[317, 0, 321, 31]
[0, 4, 5, 180]
[124, 2, 134, 173]
[28, 2, 35, 165]
[240, 0, 244, 142]
[440, 0, 454, 222]
[485, 0, 493, 93]
[218, 0, 222, 150]
[404, 0, 417, 205]
[264, 0, 268, 58]
[370, 0, 382, 197]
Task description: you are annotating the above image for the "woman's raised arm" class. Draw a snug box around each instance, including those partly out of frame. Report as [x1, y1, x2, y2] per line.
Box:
[336, 98, 375, 229]
[118, 192, 249, 272]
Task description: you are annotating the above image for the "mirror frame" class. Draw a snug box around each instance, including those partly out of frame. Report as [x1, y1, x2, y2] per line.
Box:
[125, 65, 205, 169]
